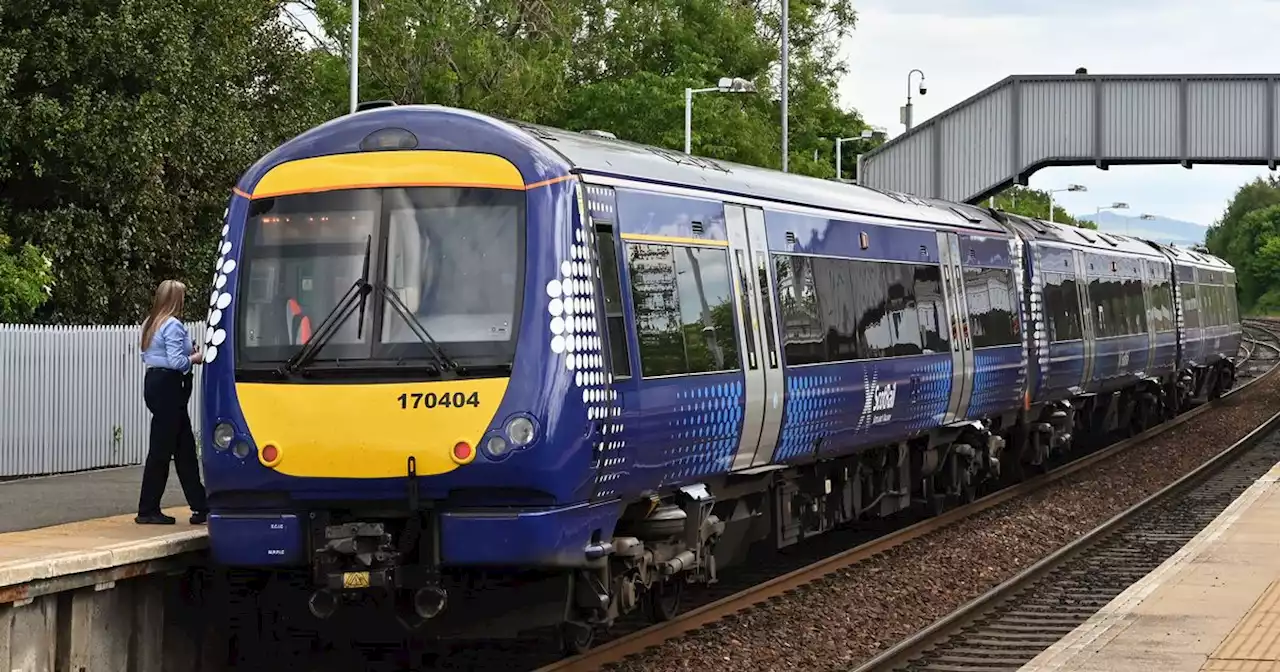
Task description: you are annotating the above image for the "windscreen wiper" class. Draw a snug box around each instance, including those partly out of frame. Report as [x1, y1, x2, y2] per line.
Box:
[279, 236, 373, 376]
[377, 282, 457, 372]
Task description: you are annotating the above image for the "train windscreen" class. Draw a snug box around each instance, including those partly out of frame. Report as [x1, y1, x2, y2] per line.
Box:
[235, 186, 524, 371]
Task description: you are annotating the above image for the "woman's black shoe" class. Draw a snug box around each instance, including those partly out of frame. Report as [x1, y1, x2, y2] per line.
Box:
[135, 513, 176, 525]
[190, 512, 208, 525]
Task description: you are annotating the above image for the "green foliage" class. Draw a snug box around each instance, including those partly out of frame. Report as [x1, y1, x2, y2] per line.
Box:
[990, 186, 1095, 229]
[1206, 178, 1280, 312]
[0, 232, 54, 322]
[303, 0, 874, 178]
[0, 0, 324, 324]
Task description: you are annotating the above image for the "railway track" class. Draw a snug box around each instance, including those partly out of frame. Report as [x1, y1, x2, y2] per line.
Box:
[853, 370, 1280, 670]
[531, 320, 1280, 672]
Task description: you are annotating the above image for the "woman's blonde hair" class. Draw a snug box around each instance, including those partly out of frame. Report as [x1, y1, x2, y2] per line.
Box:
[140, 279, 187, 350]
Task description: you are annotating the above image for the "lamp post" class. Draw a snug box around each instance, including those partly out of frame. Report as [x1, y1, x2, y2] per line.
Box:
[901, 69, 927, 132]
[349, 0, 359, 114]
[781, 0, 789, 172]
[1096, 201, 1129, 232]
[1047, 184, 1087, 223]
[1134, 212, 1156, 236]
[685, 77, 757, 155]
[836, 130, 875, 181]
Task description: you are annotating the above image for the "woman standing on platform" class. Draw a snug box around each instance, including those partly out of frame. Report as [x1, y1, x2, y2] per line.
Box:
[136, 279, 209, 525]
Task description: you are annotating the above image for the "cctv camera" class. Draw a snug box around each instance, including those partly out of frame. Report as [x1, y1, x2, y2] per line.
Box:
[919, 83, 928, 95]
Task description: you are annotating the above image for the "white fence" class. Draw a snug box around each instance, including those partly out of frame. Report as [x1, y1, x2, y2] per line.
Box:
[0, 321, 206, 478]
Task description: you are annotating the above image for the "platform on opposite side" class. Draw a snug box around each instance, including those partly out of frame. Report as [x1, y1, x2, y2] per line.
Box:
[1018, 461, 1280, 672]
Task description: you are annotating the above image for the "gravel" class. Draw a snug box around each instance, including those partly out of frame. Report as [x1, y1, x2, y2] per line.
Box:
[605, 370, 1280, 672]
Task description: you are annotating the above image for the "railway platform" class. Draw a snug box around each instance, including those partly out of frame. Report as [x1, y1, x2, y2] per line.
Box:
[1020, 458, 1280, 672]
[0, 465, 190, 534]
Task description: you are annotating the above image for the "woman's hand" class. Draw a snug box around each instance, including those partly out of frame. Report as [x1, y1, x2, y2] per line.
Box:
[190, 349, 205, 365]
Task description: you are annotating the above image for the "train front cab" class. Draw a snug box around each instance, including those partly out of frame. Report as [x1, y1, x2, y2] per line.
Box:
[200, 107, 646, 635]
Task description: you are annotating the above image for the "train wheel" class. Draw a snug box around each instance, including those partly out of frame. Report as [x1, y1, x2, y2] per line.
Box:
[646, 576, 684, 622]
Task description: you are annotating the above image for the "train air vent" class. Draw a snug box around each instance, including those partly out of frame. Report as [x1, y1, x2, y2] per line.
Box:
[581, 129, 617, 139]
[919, 245, 929, 260]
[691, 221, 705, 236]
[785, 232, 798, 248]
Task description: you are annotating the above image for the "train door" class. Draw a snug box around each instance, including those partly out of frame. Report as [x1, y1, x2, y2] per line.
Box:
[1072, 249, 1097, 391]
[936, 231, 974, 423]
[723, 204, 785, 471]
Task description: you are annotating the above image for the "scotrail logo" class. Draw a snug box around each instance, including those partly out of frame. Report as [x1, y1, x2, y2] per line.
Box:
[871, 382, 897, 413]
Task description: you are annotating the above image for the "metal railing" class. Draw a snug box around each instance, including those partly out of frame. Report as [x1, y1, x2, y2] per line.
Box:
[0, 321, 206, 478]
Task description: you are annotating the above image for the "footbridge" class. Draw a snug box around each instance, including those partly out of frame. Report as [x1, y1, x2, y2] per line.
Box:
[856, 73, 1280, 204]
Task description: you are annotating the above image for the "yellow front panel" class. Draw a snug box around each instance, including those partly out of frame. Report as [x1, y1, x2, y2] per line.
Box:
[250, 151, 526, 199]
[235, 378, 511, 478]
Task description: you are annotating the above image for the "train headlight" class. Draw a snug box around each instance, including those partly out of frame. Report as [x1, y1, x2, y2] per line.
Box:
[232, 441, 251, 459]
[506, 416, 536, 447]
[213, 422, 235, 451]
[485, 435, 511, 458]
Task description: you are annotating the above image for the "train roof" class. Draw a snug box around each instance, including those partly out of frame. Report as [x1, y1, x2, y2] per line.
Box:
[1144, 240, 1235, 273]
[503, 116, 1008, 235]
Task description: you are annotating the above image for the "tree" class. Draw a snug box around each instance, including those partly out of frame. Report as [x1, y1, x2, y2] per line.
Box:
[0, 0, 324, 324]
[990, 186, 1095, 229]
[301, 0, 871, 179]
[1204, 178, 1280, 311]
[0, 232, 53, 323]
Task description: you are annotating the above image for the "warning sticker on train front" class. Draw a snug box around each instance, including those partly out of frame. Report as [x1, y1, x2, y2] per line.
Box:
[343, 571, 370, 589]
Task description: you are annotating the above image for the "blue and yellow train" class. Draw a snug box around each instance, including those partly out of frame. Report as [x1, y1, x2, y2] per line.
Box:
[200, 102, 1241, 646]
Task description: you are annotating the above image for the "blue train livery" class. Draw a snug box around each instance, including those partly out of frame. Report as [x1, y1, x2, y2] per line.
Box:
[199, 103, 1242, 647]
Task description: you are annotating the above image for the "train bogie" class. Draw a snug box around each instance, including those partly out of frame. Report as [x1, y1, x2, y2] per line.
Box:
[203, 103, 1243, 642]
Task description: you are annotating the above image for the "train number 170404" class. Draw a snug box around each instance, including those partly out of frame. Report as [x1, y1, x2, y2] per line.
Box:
[397, 391, 481, 410]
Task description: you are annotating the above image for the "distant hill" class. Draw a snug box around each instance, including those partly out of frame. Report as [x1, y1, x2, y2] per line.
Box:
[1076, 211, 1208, 248]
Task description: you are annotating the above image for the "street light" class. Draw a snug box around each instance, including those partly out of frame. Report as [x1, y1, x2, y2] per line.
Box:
[1047, 184, 1087, 223]
[1096, 201, 1129, 233]
[835, 130, 875, 181]
[349, 0, 360, 113]
[684, 77, 757, 155]
[901, 69, 927, 132]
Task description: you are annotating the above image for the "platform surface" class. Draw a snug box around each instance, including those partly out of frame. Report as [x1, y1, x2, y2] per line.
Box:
[0, 505, 208, 592]
[1020, 460, 1280, 672]
[0, 465, 190, 533]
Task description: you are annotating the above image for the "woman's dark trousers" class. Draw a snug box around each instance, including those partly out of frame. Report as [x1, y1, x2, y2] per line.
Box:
[138, 368, 208, 515]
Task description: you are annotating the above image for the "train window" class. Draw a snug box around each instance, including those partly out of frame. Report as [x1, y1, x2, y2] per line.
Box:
[1124, 279, 1148, 335]
[914, 265, 950, 352]
[774, 255, 828, 365]
[593, 224, 632, 379]
[774, 255, 929, 363]
[1043, 272, 1083, 342]
[733, 249, 759, 370]
[853, 261, 924, 358]
[756, 251, 780, 368]
[963, 267, 1019, 348]
[627, 243, 741, 377]
[1149, 281, 1175, 333]
[1181, 282, 1200, 329]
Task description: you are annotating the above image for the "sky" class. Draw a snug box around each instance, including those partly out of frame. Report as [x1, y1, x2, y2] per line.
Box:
[837, 0, 1280, 227]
